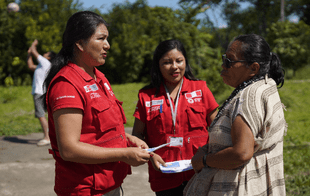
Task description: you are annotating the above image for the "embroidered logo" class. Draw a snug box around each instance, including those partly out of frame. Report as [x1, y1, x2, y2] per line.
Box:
[56, 95, 75, 100]
[148, 106, 160, 113]
[84, 84, 98, 93]
[185, 90, 202, 104]
[104, 83, 110, 90]
[145, 99, 163, 113]
[104, 83, 114, 96]
[90, 93, 101, 99]
[185, 90, 202, 99]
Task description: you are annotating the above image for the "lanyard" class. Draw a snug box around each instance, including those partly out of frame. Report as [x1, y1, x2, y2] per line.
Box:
[164, 79, 183, 134]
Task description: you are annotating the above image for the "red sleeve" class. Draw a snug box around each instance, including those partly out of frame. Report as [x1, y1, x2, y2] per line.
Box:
[133, 92, 147, 123]
[48, 77, 84, 113]
[204, 83, 219, 115]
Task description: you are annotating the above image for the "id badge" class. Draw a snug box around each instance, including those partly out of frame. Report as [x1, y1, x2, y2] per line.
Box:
[167, 137, 183, 147]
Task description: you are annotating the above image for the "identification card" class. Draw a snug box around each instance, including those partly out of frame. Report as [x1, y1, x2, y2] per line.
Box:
[168, 137, 183, 147]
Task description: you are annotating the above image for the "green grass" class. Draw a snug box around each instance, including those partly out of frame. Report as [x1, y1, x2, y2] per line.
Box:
[112, 82, 147, 128]
[0, 83, 147, 136]
[279, 80, 310, 195]
[0, 78, 310, 195]
[0, 86, 43, 136]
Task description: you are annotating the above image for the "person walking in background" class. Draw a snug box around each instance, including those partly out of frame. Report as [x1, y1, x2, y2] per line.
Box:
[43, 11, 150, 195]
[27, 39, 56, 146]
[132, 39, 218, 196]
[184, 34, 287, 196]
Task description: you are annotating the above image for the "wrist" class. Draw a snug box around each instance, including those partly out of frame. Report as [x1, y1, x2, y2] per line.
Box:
[203, 154, 209, 168]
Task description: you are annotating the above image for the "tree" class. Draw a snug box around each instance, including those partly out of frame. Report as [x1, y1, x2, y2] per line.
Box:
[0, 0, 82, 85]
[288, 0, 310, 25]
[100, 0, 226, 95]
[266, 21, 310, 75]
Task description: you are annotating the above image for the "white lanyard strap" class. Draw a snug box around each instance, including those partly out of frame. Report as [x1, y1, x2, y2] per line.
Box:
[164, 79, 183, 134]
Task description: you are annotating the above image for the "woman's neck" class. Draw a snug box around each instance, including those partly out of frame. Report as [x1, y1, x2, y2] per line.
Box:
[164, 80, 182, 101]
[72, 57, 96, 80]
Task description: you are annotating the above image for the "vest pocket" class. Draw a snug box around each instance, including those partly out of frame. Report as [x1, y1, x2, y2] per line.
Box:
[186, 105, 207, 129]
[146, 110, 165, 134]
[92, 101, 120, 132]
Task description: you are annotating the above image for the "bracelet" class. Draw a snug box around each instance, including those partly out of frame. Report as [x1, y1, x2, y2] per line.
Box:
[203, 154, 208, 168]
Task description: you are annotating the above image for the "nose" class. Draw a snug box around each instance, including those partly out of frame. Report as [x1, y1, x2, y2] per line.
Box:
[104, 40, 110, 51]
[171, 61, 177, 69]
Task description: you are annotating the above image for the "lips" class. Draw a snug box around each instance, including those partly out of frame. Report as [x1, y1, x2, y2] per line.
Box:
[171, 72, 180, 77]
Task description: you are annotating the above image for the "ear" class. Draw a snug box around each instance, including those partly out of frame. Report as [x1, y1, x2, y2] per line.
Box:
[249, 62, 260, 76]
[75, 40, 84, 52]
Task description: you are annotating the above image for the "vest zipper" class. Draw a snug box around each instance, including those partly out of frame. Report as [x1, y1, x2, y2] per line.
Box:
[187, 135, 208, 144]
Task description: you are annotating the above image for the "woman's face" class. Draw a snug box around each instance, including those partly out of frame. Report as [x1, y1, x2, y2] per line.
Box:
[159, 48, 186, 87]
[220, 41, 253, 88]
[79, 24, 110, 67]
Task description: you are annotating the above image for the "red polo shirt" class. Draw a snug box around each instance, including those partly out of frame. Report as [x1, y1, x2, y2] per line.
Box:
[47, 63, 130, 196]
[133, 77, 218, 192]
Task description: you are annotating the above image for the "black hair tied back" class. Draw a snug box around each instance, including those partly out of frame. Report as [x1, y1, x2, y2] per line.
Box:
[269, 52, 285, 88]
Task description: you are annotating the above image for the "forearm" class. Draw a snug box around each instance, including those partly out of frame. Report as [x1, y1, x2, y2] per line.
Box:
[192, 145, 252, 172]
[59, 141, 131, 164]
[205, 146, 251, 170]
[27, 55, 36, 71]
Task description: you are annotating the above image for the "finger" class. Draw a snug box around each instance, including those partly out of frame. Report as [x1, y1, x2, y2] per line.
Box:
[140, 142, 149, 149]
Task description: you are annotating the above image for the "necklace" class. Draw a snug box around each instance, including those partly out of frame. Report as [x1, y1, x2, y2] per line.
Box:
[210, 76, 265, 127]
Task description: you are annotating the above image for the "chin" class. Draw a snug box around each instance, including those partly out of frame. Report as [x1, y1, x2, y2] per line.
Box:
[96, 61, 105, 66]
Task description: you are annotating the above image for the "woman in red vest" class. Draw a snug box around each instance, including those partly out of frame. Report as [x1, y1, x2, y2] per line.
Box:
[43, 11, 150, 196]
[132, 39, 219, 196]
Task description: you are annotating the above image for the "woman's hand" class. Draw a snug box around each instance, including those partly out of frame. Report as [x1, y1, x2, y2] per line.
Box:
[123, 147, 151, 166]
[126, 133, 148, 149]
[149, 153, 166, 171]
[191, 147, 206, 173]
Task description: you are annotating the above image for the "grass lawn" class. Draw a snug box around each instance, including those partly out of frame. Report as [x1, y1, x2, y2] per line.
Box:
[1, 78, 309, 195]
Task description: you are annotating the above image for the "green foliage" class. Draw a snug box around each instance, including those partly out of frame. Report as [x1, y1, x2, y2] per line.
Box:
[266, 21, 310, 73]
[0, 0, 82, 86]
[100, 0, 225, 93]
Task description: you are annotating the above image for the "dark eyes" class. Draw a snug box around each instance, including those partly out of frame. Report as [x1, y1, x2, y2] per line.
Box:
[163, 59, 183, 64]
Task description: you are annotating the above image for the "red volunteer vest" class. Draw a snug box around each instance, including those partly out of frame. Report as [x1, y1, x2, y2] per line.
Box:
[47, 63, 130, 196]
[134, 77, 219, 192]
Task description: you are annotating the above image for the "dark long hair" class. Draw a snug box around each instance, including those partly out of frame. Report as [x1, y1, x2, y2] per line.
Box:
[43, 11, 108, 109]
[233, 34, 285, 88]
[145, 39, 197, 91]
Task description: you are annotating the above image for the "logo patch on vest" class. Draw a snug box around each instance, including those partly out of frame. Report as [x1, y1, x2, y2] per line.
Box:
[84, 84, 99, 93]
[185, 90, 202, 103]
[145, 99, 163, 107]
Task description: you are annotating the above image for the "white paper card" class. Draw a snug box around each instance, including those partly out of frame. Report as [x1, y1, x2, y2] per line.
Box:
[160, 160, 193, 173]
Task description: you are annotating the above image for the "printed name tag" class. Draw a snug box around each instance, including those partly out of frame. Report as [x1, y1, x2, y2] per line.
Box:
[145, 99, 164, 107]
[152, 99, 163, 106]
[168, 137, 183, 147]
